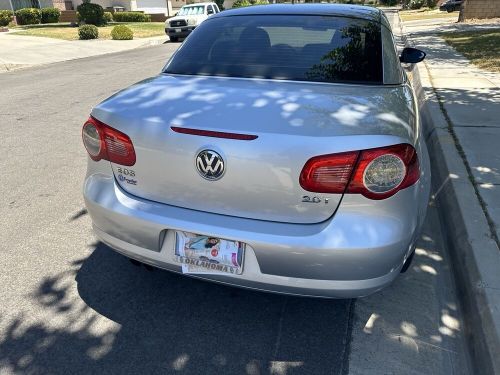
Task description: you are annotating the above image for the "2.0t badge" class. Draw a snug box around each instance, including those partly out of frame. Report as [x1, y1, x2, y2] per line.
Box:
[196, 150, 225, 181]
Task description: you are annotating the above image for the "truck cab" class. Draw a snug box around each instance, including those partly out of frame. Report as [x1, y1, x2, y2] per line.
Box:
[165, 2, 220, 42]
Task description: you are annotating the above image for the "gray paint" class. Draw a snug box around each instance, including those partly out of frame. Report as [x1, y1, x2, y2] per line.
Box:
[92, 75, 417, 224]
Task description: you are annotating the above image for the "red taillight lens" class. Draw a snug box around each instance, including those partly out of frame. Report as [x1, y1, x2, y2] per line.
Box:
[82, 116, 136, 166]
[299, 151, 359, 194]
[299, 144, 420, 200]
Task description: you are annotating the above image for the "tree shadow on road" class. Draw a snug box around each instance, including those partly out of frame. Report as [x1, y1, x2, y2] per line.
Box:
[0, 243, 354, 375]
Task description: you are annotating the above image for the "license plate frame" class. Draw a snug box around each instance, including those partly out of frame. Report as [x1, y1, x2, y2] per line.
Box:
[174, 231, 245, 275]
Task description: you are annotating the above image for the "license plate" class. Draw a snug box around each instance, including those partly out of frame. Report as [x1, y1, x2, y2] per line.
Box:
[175, 28, 181, 33]
[174, 231, 245, 275]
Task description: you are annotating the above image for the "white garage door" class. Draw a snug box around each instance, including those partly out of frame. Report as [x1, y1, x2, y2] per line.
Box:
[135, 0, 168, 14]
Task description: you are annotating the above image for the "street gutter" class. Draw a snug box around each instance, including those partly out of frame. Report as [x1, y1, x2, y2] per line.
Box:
[396, 12, 500, 375]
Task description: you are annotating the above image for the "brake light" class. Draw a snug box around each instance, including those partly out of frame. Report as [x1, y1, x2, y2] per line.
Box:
[82, 116, 136, 166]
[299, 151, 359, 194]
[171, 126, 258, 140]
[299, 144, 419, 200]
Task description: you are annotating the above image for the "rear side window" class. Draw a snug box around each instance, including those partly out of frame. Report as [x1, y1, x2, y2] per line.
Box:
[164, 15, 383, 84]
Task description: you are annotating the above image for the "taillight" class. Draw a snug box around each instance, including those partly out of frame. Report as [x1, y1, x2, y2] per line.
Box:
[299, 151, 359, 194]
[299, 144, 419, 200]
[82, 116, 136, 166]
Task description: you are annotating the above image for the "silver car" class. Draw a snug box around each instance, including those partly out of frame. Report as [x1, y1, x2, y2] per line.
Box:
[82, 4, 430, 298]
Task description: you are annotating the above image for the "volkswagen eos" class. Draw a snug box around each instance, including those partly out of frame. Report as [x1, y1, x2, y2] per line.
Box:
[82, 4, 430, 298]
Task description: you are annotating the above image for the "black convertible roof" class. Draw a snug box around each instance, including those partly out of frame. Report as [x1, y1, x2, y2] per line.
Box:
[213, 4, 387, 26]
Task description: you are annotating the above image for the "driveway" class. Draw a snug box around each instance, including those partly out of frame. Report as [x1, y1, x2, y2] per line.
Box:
[0, 31, 169, 71]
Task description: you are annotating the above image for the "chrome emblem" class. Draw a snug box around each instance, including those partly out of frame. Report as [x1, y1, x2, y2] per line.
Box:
[196, 150, 225, 180]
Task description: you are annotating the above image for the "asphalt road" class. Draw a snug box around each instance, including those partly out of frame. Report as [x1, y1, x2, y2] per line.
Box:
[0, 43, 469, 374]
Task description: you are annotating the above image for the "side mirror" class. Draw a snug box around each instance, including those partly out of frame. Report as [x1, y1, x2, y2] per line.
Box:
[400, 47, 426, 64]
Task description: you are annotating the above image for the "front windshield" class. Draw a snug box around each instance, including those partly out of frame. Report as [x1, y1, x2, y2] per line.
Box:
[164, 15, 383, 84]
[177, 5, 205, 16]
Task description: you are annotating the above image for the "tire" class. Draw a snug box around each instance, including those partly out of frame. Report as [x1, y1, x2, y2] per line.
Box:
[401, 251, 415, 273]
[129, 258, 141, 266]
[170, 36, 179, 42]
[128, 258, 155, 271]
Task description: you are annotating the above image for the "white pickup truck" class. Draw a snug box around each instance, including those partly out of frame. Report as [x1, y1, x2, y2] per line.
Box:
[165, 2, 220, 42]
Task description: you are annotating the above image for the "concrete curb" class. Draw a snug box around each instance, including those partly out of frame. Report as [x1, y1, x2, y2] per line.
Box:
[0, 61, 31, 73]
[398, 14, 500, 375]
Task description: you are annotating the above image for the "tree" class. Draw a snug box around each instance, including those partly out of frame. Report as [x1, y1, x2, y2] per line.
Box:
[458, 0, 467, 22]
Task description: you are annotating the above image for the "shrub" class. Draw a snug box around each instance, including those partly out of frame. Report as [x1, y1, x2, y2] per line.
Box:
[14, 8, 42, 25]
[0, 10, 13, 27]
[111, 24, 133, 40]
[41, 7, 61, 23]
[406, 0, 426, 9]
[77, 2, 105, 25]
[426, 0, 438, 8]
[232, 0, 251, 7]
[379, 0, 397, 5]
[232, 0, 267, 7]
[103, 11, 113, 22]
[78, 24, 98, 39]
[112, 11, 150, 22]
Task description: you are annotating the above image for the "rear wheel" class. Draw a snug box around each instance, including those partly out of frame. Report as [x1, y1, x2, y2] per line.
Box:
[129, 258, 141, 266]
[401, 251, 415, 273]
[128, 258, 155, 271]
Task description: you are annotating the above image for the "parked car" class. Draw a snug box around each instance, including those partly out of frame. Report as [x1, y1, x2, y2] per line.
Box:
[165, 2, 219, 42]
[439, 0, 463, 12]
[82, 4, 430, 298]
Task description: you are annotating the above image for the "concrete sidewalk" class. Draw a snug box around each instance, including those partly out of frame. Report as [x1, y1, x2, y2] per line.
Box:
[0, 32, 168, 73]
[401, 16, 500, 375]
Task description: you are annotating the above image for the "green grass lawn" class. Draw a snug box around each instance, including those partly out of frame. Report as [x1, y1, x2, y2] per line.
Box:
[442, 30, 500, 72]
[400, 8, 459, 22]
[12, 22, 165, 40]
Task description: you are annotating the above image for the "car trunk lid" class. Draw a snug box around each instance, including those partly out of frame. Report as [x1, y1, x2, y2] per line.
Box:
[92, 74, 414, 224]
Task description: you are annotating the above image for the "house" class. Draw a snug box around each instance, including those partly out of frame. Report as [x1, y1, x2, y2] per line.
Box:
[459, 0, 500, 19]
[0, 0, 190, 16]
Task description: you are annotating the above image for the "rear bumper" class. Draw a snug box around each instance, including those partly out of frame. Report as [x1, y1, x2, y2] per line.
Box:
[95, 225, 402, 298]
[83, 166, 424, 298]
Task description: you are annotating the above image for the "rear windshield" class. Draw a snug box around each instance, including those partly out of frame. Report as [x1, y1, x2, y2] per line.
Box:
[164, 15, 383, 84]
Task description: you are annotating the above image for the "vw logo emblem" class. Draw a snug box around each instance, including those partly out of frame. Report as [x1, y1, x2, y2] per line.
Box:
[196, 150, 225, 181]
